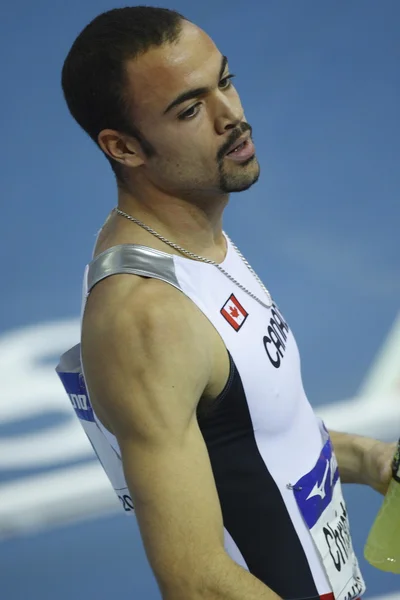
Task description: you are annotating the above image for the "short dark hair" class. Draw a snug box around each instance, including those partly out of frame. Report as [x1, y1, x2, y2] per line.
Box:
[61, 6, 185, 183]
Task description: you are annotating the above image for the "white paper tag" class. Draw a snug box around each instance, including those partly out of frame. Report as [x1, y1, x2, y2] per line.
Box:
[292, 437, 366, 600]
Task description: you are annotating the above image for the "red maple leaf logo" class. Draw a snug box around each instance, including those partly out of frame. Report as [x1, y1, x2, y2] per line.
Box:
[230, 306, 239, 318]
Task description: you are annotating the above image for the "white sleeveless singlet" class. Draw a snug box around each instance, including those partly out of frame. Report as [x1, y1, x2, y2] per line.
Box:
[56, 234, 365, 600]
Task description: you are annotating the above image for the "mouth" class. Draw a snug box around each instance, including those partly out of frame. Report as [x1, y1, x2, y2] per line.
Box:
[225, 133, 255, 163]
[225, 133, 251, 156]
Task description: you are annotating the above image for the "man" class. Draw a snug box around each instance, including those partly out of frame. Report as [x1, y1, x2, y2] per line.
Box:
[58, 6, 396, 600]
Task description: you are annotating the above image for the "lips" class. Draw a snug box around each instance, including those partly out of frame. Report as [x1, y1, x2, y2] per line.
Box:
[226, 133, 250, 155]
[225, 138, 256, 163]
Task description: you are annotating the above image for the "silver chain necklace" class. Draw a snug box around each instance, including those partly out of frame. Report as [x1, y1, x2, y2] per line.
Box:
[114, 208, 273, 309]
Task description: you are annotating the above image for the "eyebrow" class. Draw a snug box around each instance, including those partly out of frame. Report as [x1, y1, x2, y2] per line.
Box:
[163, 55, 229, 115]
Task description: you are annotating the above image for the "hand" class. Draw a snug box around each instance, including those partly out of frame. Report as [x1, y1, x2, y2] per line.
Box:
[361, 440, 398, 495]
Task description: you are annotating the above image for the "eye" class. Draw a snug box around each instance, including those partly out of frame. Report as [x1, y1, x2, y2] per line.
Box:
[178, 102, 202, 121]
[219, 74, 236, 90]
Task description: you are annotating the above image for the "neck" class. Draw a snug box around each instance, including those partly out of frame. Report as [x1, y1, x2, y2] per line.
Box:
[117, 184, 229, 257]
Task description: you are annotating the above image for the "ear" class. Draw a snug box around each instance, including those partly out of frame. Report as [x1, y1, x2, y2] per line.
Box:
[98, 129, 145, 168]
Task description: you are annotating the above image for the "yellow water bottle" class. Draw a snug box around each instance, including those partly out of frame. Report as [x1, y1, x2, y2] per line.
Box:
[364, 440, 400, 573]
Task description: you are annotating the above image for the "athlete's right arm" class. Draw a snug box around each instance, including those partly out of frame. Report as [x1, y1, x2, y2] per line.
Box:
[81, 277, 281, 600]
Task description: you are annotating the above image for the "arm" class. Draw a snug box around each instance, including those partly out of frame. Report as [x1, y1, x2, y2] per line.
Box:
[329, 429, 396, 494]
[82, 276, 281, 600]
[329, 430, 374, 484]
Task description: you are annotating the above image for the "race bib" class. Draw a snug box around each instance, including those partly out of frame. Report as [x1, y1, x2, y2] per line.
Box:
[292, 436, 366, 600]
[57, 352, 136, 518]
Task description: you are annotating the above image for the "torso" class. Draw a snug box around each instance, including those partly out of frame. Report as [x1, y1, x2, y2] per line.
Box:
[58, 218, 366, 599]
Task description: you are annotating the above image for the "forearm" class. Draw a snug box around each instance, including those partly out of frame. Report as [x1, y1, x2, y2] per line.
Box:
[163, 551, 281, 600]
[329, 429, 377, 485]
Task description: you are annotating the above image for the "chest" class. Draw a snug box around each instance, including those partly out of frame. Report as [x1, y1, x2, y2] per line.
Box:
[198, 295, 307, 438]
[174, 250, 309, 437]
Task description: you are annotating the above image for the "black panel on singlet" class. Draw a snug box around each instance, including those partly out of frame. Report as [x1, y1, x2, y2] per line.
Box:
[197, 354, 320, 600]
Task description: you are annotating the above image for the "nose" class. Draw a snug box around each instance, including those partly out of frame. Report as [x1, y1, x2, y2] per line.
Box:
[214, 93, 244, 135]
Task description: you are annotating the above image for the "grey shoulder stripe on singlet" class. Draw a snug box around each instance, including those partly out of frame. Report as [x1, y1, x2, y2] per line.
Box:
[86, 244, 183, 295]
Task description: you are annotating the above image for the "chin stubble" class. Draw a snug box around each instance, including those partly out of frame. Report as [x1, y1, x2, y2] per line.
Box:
[218, 156, 260, 193]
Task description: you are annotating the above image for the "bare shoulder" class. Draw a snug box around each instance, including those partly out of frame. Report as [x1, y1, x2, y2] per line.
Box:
[81, 274, 213, 439]
[82, 273, 210, 358]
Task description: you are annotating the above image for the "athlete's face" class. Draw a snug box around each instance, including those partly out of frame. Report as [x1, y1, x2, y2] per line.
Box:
[123, 21, 260, 195]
